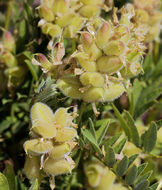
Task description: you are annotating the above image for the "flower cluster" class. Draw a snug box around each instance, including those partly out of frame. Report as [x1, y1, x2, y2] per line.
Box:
[38, 0, 108, 39]
[0, 31, 26, 89]
[57, 5, 145, 102]
[24, 102, 77, 182]
[133, 0, 162, 42]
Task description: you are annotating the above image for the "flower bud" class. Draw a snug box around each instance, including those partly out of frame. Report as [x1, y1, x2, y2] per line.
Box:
[80, 0, 104, 5]
[97, 56, 123, 74]
[57, 76, 82, 99]
[24, 139, 53, 155]
[1, 51, 17, 67]
[39, 6, 55, 22]
[82, 87, 104, 102]
[81, 32, 102, 60]
[52, 0, 69, 15]
[103, 41, 125, 56]
[24, 156, 41, 181]
[135, 9, 149, 23]
[3, 31, 15, 52]
[79, 5, 100, 18]
[55, 13, 75, 27]
[96, 22, 112, 49]
[53, 108, 69, 128]
[80, 72, 105, 87]
[49, 143, 71, 159]
[74, 52, 97, 72]
[120, 62, 142, 79]
[30, 102, 57, 138]
[42, 0, 53, 8]
[103, 82, 125, 102]
[43, 157, 71, 176]
[55, 127, 77, 142]
[34, 53, 53, 72]
[42, 23, 61, 38]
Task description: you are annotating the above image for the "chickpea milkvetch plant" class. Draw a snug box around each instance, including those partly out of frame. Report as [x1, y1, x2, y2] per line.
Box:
[0, 0, 162, 190]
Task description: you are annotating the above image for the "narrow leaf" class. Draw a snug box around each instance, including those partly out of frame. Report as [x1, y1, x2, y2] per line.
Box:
[137, 163, 148, 177]
[111, 103, 131, 139]
[0, 173, 9, 190]
[124, 111, 140, 147]
[105, 146, 116, 168]
[144, 122, 157, 152]
[29, 179, 39, 190]
[81, 129, 102, 155]
[88, 118, 96, 139]
[104, 133, 121, 150]
[150, 182, 159, 190]
[116, 156, 129, 176]
[136, 171, 153, 185]
[128, 154, 139, 167]
[96, 120, 109, 145]
[125, 165, 137, 185]
[114, 138, 127, 154]
[134, 180, 149, 190]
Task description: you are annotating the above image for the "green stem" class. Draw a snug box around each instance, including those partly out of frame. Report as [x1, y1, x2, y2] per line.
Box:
[77, 102, 86, 125]
[5, 0, 13, 30]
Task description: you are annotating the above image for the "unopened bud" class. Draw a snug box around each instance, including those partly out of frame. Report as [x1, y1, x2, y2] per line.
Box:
[57, 76, 82, 99]
[103, 82, 125, 102]
[34, 53, 53, 72]
[53, 108, 69, 128]
[74, 52, 97, 72]
[3, 31, 15, 52]
[42, 23, 61, 38]
[97, 56, 123, 74]
[80, 0, 104, 5]
[30, 102, 57, 138]
[79, 5, 100, 18]
[96, 22, 112, 49]
[120, 63, 142, 79]
[55, 127, 77, 142]
[52, 0, 69, 15]
[43, 157, 71, 176]
[39, 6, 55, 22]
[24, 139, 53, 155]
[24, 156, 41, 181]
[81, 32, 102, 60]
[1, 51, 17, 67]
[103, 40, 125, 56]
[49, 143, 71, 159]
[80, 72, 105, 87]
[82, 87, 104, 102]
[55, 13, 75, 27]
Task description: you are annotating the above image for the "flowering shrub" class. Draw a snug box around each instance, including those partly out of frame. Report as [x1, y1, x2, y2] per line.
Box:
[0, 0, 162, 190]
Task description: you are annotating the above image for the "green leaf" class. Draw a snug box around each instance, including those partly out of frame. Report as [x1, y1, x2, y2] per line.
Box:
[114, 137, 127, 154]
[0, 118, 12, 133]
[124, 111, 140, 147]
[128, 154, 139, 167]
[104, 133, 121, 150]
[81, 129, 102, 155]
[96, 120, 109, 145]
[125, 165, 137, 185]
[29, 179, 39, 190]
[25, 59, 38, 81]
[88, 118, 96, 139]
[4, 164, 16, 190]
[105, 146, 116, 168]
[144, 122, 157, 152]
[137, 163, 148, 177]
[136, 171, 153, 185]
[155, 119, 162, 130]
[0, 173, 9, 190]
[134, 180, 149, 190]
[116, 156, 129, 176]
[111, 103, 131, 139]
[150, 182, 159, 190]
